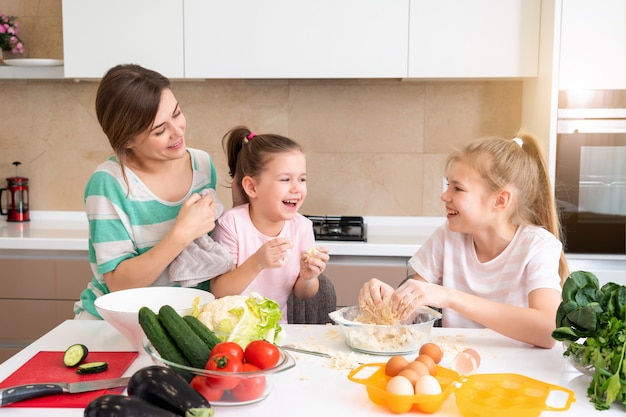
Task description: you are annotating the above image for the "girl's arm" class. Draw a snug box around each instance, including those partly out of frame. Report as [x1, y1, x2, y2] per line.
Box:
[104, 193, 217, 291]
[393, 277, 561, 348]
[209, 238, 293, 298]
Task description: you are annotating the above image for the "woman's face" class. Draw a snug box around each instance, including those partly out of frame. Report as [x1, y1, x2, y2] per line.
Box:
[247, 151, 307, 223]
[125, 89, 187, 164]
[440, 160, 495, 234]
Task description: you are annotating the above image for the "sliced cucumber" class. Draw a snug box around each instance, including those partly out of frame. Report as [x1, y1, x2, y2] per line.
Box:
[76, 361, 108, 374]
[63, 344, 89, 367]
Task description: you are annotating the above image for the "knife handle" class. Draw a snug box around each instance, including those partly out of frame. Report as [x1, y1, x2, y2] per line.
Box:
[0, 383, 64, 406]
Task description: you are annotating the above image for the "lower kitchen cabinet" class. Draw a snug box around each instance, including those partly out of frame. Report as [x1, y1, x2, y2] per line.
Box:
[0, 258, 90, 363]
[325, 257, 410, 308]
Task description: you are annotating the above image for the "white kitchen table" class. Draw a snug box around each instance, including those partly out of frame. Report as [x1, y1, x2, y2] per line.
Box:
[0, 320, 623, 416]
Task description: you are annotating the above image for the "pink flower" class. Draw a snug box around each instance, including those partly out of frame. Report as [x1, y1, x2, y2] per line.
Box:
[0, 12, 24, 53]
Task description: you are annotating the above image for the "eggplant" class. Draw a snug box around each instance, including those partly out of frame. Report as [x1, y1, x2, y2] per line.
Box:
[84, 394, 179, 417]
[127, 366, 213, 417]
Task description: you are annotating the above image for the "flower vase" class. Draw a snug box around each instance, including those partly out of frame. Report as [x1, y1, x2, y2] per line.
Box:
[1, 49, 23, 64]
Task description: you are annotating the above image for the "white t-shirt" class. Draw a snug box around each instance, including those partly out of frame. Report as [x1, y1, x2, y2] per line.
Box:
[212, 204, 315, 323]
[408, 223, 563, 328]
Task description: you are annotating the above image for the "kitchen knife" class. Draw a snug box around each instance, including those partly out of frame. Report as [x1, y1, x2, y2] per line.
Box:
[0, 376, 130, 406]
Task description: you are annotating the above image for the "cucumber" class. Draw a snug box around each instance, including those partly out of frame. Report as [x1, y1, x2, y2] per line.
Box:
[77, 361, 108, 374]
[183, 315, 221, 351]
[158, 305, 212, 369]
[138, 306, 191, 368]
[63, 343, 88, 367]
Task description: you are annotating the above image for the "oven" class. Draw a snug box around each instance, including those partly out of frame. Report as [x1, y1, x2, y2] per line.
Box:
[556, 90, 626, 254]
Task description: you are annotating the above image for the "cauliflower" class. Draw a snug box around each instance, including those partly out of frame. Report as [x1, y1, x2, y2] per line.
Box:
[197, 293, 284, 348]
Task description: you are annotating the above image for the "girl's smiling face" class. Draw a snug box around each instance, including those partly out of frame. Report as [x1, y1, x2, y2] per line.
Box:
[441, 160, 495, 234]
[247, 150, 307, 224]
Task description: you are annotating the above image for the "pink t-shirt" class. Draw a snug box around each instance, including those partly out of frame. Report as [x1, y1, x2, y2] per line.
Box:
[212, 204, 315, 323]
[408, 223, 563, 328]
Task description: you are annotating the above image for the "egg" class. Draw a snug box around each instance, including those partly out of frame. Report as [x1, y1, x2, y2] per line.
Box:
[414, 374, 442, 395]
[451, 348, 481, 375]
[414, 354, 437, 376]
[386, 375, 415, 396]
[397, 368, 420, 386]
[385, 355, 409, 377]
[419, 343, 443, 364]
[462, 348, 481, 367]
[405, 360, 430, 378]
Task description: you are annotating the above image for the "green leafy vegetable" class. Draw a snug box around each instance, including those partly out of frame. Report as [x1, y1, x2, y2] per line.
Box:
[552, 270, 626, 410]
[197, 293, 283, 349]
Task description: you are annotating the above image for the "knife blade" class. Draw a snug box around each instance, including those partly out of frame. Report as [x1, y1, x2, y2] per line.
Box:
[0, 376, 130, 407]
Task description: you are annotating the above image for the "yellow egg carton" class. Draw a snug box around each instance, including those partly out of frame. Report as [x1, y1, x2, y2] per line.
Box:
[348, 363, 576, 416]
[348, 363, 459, 413]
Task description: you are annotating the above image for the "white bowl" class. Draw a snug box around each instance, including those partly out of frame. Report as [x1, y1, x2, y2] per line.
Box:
[94, 287, 214, 351]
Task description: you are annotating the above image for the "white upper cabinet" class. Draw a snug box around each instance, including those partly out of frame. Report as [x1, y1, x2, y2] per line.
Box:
[62, 0, 184, 79]
[61, 0, 543, 80]
[407, 0, 541, 78]
[559, 0, 626, 90]
[183, 0, 409, 79]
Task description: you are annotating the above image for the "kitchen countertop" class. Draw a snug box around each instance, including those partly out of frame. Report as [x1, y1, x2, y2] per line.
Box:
[0, 211, 445, 257]
[0, 320, 623, 416]
[1, 211, 624, 283]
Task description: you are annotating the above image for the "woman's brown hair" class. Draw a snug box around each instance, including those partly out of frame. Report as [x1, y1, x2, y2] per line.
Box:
[95, 64, 171, 191]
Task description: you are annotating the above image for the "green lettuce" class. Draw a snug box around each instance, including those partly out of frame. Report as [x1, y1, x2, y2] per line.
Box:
[197, 293, 284, 348]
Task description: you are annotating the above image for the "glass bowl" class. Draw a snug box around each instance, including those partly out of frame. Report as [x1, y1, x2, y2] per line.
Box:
[329, 305, 441, 355]
[144, 339, 295, 406]
[563, 340, 595, 376]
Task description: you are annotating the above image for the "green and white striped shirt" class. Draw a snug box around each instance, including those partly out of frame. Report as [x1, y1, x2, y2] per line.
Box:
[74, 148, 217, 318]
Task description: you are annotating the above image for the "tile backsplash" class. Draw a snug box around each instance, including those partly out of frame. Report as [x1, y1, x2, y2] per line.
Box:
[0, 0, 522, 217]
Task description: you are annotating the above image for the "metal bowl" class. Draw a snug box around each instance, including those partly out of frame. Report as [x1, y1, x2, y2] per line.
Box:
[329, 305, 441, 355]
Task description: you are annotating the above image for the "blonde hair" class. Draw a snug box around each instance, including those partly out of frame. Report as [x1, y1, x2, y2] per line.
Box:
[446, 133, 569, 283]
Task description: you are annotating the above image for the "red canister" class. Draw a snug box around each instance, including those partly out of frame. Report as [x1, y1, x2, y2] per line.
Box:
[0, 161, 30, 222]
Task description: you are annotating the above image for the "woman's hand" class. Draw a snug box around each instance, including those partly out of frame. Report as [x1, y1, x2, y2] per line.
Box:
[358, 278, 394, 312]
[299, 246, 329, 281]
[174, 192, 218, 243]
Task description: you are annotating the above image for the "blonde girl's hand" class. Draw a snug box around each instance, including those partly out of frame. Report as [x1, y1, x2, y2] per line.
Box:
[174, 192, 218, 243]
[391, 278, 449, 320]
[358, 278, 394, 312]
[299, 246, 329, 280]
[254, 238, 294, 270]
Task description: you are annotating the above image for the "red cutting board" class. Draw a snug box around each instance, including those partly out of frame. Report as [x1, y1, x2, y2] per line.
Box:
[0, 351, 138, 408]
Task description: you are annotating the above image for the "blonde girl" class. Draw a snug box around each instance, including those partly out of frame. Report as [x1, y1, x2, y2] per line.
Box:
[360, 133, 568, 348]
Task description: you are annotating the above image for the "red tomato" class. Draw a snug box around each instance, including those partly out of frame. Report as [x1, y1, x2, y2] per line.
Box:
[205, 353, 243, 390]
[190, 376, 223, 402]
[244, 340, 281, 370]
[230, 363, 267, 402]
[210, 342, 244, 363]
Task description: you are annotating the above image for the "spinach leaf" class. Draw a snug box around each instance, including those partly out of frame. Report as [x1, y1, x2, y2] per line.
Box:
[552, 270, 626, 410]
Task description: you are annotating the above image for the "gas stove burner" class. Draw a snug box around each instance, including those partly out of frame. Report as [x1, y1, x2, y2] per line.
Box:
[304, 215, 367, 242]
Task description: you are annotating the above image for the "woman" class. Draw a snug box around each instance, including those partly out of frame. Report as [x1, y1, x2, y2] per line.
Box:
[74, 64, 220, 319]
